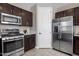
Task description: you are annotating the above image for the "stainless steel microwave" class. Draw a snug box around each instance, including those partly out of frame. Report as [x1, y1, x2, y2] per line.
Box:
[1, 13, 22, 25]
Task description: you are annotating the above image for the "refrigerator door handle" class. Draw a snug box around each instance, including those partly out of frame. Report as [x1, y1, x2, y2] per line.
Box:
[58, 33, 62, 40]
[60, 33, 62, 39]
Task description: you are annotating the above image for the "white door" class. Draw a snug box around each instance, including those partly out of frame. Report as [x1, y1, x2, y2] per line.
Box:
[36, 7, 52, 48]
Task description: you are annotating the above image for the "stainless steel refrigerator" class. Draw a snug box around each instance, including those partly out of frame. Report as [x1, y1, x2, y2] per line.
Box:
[52, 16, 73, 55]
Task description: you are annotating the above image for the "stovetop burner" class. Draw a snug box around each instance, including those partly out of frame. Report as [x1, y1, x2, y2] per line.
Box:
[1, 29, 24, 37]
[2, 33, 24, 37]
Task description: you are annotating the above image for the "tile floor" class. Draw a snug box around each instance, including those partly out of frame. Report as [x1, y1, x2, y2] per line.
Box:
[23, 48, 70, 56]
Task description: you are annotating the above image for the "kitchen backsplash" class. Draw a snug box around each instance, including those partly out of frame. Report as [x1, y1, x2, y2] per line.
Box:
[0, 24, 30, 34]
[74, 26, 79, 35]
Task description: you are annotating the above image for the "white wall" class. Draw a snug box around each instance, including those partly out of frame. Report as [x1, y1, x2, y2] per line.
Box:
[30, 5, 37, 34]
[36, 6, 52, 48]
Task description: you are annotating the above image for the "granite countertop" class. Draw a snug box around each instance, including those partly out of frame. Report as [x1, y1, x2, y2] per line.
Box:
[24, 33, 36, 35]
[20, 31, 36, 35]
[74, 35, 79, 37]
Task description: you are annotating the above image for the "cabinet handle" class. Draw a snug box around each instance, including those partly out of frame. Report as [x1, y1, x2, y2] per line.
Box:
[26, 22, 29, 25]
[11, 10, 13, 13]
[0, 6, 3, 10]
[39, 32, 42, 34]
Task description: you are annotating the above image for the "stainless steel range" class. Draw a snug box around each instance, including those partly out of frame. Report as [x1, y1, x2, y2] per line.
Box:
[0, 29, 24, 56]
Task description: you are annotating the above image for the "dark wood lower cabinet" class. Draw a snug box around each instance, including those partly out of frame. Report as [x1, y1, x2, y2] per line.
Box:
[0, 38, 2, 56]
[73, 36, 79, 55]
[24, 34, 36, 52]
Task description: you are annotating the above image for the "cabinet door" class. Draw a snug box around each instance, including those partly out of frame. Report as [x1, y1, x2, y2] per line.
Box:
[3, 3, 13, 14]
[55, 11, 64, 18]
[0, 3, 22, 15]
[21, 10, 27, 26]
[75, 37, 79, 54]
[73, 16, 79, 25]
[0, 38, 2, 56]
[24, 35, 36, 52]
[24, 36, 30, 52]
[0, 3, 4, 13]
[64, 8, 74, 16]
[73, 37, 79, 55]
[12, 6, 22, 16]
[74, 7, 79, 16]
[74, 7, 79, 25]
[0, 3, 13, 14]
[21, 10, 33, 26]
[27, 12, 33, 26]
[31, 37, 36, 48]
[29, 34, 36, 49]
[55, 8, 74, 18]
[24, 39, 29, 52]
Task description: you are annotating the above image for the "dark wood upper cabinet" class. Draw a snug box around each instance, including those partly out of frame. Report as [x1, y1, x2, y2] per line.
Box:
[21, 10, 27, 26]
[0, 4, 4, 13]
[55, 8, 74, 18]
[0, 3, 13, 14]
[73, 16, 79, 25]
[0, 3, 33, 26]
[55, 11, 65, 18]
[21, 9, 32, 26]
[12, 6, 22, 16]
[3, 4, 13, 14]
[55, 7, 79, 25]
[26, 12, 33, 26]
[73, 7, 79, 25]
[64, 8, 74, 16]
[0, 3, 22, 15]
[74, 7, 79, 16]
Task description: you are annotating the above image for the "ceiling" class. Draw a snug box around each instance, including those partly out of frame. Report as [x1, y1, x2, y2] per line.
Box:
[10, 3, 35, 12]
[10, 3, 69, 12]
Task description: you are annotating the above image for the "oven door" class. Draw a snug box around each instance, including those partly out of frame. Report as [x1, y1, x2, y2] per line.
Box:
[15, 39, 24, 50]
[3, 41, 16, 54]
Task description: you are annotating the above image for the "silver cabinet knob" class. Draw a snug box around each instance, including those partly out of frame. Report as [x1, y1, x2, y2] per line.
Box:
[39, 32, 42, 34]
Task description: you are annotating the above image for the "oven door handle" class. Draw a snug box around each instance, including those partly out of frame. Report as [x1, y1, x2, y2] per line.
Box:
[5, 39, 15, 42]
[14, 38, 23, 40]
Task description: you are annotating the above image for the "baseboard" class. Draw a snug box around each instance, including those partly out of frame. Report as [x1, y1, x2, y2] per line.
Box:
[35, 46, 39, 49]
[35, 46, 52, 49]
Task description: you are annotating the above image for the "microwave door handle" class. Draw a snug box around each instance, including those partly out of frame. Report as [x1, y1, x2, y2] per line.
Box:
[59, 26, 62, 40]
[18, 18, 22, 25]
[19, 18, 22, 25]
